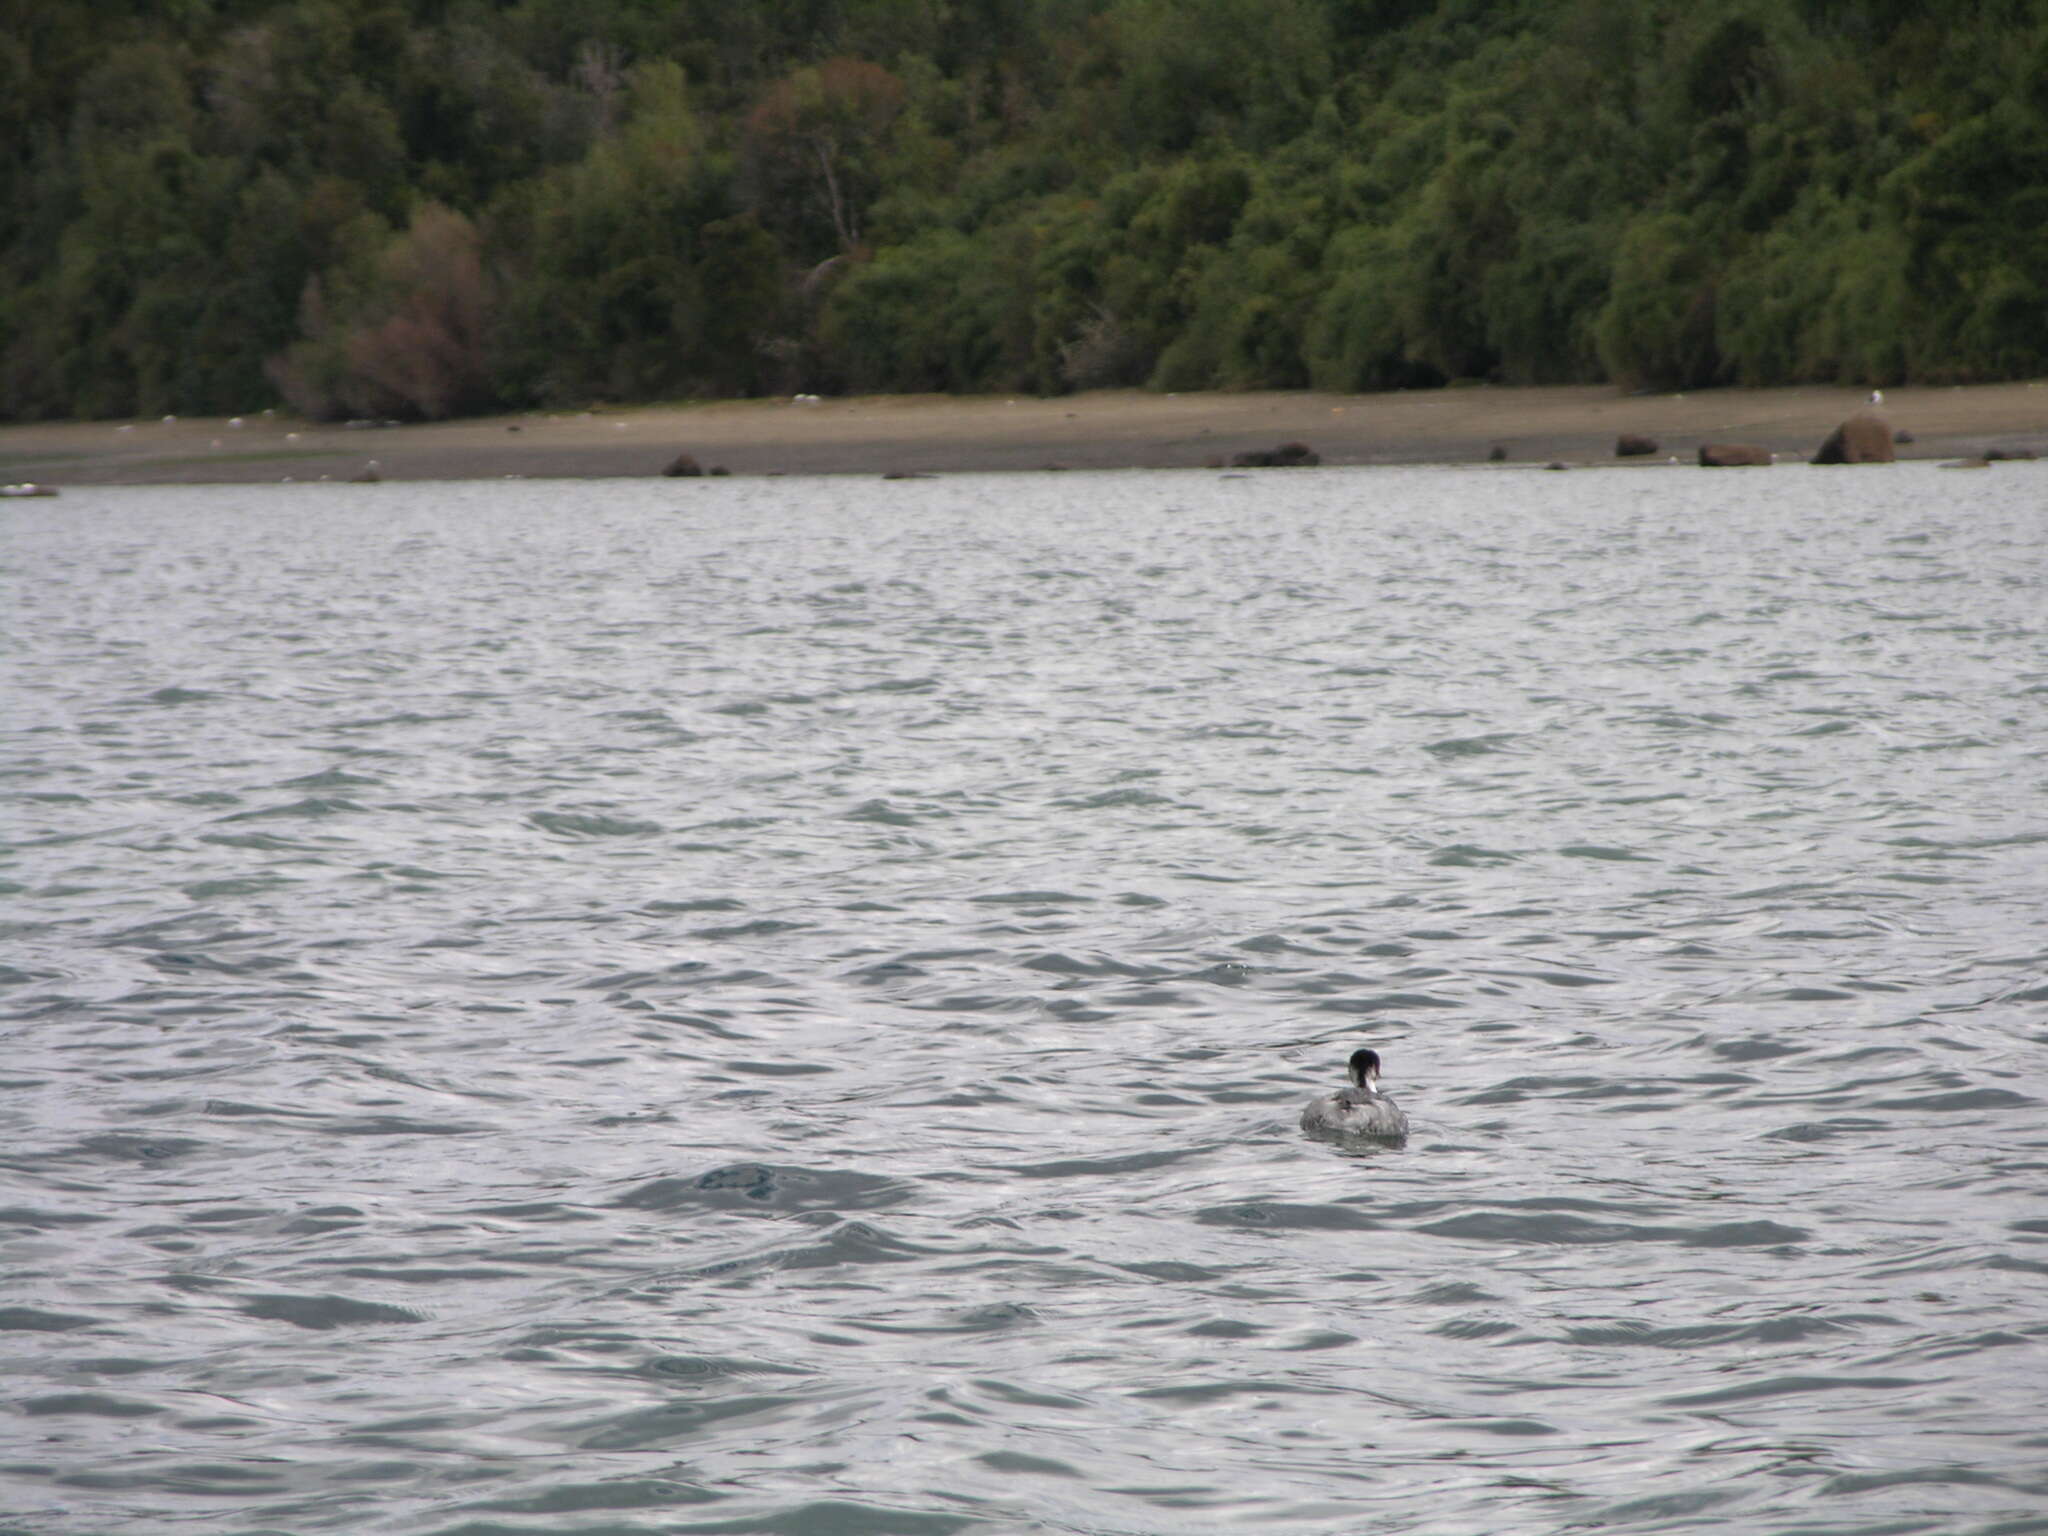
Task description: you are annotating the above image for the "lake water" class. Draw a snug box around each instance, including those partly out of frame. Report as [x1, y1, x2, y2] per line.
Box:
[4, 464, 2047, 1536]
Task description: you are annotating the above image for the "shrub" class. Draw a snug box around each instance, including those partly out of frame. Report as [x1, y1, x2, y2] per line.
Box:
[267, 204, 493, 420]
[1593, 211, 1724, 390]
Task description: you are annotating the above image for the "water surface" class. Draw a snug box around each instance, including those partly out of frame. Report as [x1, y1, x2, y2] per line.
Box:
[4, 464, 2047, 1535]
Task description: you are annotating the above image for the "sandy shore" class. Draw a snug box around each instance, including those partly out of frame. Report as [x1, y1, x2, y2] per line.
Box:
[4, 382, 2044, 486]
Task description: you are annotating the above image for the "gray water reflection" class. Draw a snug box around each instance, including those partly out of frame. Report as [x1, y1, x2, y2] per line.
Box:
[3, 465, 2046, 1535]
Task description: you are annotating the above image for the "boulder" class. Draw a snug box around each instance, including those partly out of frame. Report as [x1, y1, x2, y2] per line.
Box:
[1811, 410, 1894, 464]
[662, 452, 704, 477]
[1616, 433, 1660, 458]
[1698, 443, 1772, 466]
[1229, 440, 1320, 468]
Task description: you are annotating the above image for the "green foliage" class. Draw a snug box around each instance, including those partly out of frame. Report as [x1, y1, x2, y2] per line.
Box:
[742, 56, 911, 258]
[488, 60, 734, 404]
[1086, 0, 1333, 154]
[1309, 224, 1441, 392]
[819, 226, 1037, 393]
[1153, 175, 1332, 391]
[5, 0, 2048, 421]
[1595, 212, 1726, 390]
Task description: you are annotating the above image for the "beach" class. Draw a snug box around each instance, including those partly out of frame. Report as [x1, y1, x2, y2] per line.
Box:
[3, 381, 2044, 486]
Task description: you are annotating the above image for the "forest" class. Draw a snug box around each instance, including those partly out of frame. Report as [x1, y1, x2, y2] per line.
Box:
[3, 0, 2045, 421]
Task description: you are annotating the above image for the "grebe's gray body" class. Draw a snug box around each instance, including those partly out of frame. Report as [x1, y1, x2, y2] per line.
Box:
[1301, 1047, 1409, 1140]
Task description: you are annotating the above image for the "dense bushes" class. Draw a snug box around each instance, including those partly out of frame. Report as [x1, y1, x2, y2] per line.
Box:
[4, 0, 2047, 421]
[267, 204, 494, 420]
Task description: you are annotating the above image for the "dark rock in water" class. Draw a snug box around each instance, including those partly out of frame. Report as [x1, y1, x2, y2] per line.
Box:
[1616, 433, 1660, 457]
[1230, 440, 1320, 468]
[1984, 447, 2038, 461]
[1811, 410, 1895, 464]
[1487, 444, 1508, 462]
[882, 470, 935, 480]
[662, 452, 703, 477]
[1893, 429, 1914, 444]
[1698, 443, 1772, 466]
[1544, 460, 1569, 471]
[709, 465, 730, 476]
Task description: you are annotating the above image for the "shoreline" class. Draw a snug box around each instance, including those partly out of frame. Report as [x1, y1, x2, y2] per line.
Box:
[4, 381, 2045, 486]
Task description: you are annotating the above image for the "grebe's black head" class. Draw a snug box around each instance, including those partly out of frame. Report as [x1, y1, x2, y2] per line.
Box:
[1347, 1048, 1383, 1087]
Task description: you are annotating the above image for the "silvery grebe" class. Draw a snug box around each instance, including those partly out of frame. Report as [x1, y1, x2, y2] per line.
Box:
[1301, 1047, 1409, 1140]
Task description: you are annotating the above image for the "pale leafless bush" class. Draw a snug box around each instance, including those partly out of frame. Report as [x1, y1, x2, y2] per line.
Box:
[265, 205, 495, 420]
[343, 205, 493, 419]
[1059, 304, 1150, 390]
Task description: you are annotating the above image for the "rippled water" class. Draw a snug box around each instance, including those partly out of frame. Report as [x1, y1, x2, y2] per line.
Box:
[5, 465, 2048, 1536]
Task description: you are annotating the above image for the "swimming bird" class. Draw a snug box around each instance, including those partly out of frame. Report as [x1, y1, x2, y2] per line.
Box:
[1301, 1047, 1409, 1140]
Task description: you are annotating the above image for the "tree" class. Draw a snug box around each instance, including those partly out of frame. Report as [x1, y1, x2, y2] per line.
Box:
[268, 204, 493, 419]
[742, 57, 907, 257]
[1594, 211, 1725, 390]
